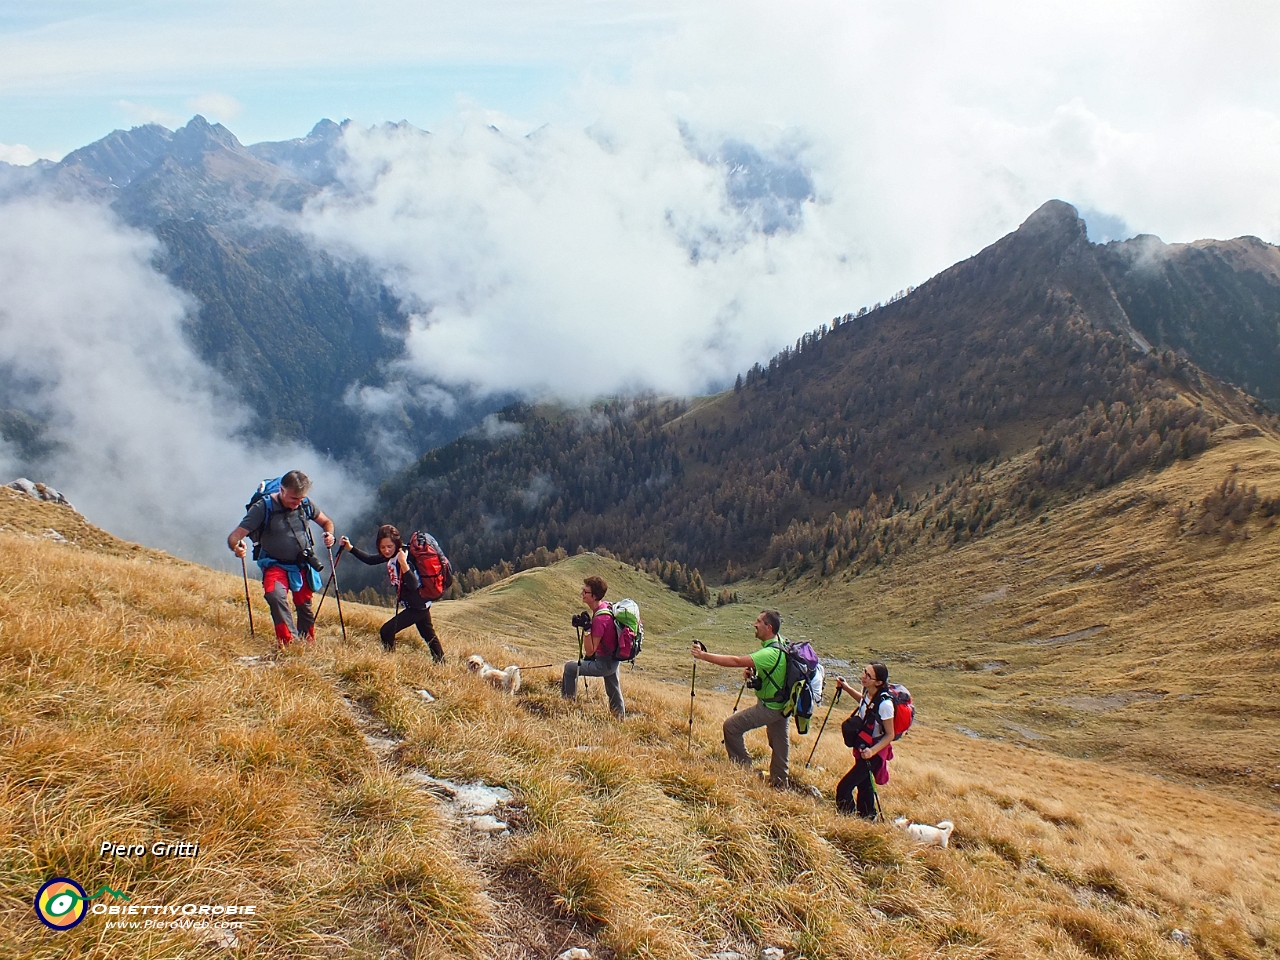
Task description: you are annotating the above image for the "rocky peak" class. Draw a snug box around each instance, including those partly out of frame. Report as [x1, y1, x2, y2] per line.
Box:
[168, 115, 244, 165]
[51, 123, 174, 193]
[246, 118, 348, 185]
[8, 478, 75, 511]
[1016, 199, 1088, 243]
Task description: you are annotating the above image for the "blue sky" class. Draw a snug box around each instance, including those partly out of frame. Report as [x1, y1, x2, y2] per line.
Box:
[0, 1, 679, 157]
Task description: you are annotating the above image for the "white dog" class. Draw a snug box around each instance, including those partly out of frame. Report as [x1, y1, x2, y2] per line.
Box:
[893, 816, 955, 848]
[466, 655, 521, 694]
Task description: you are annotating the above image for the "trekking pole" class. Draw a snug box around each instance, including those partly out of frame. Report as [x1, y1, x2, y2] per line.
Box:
[576, 626, 588, 692]
[805, 684, 844, 769]
[517, 663, 556, 670]
[689, 641, 705, 748]
[327, 544, 347, 643]
[732, 682, 746, 713]
[240, 554, 255, 637]
[314, 543, 346, 619]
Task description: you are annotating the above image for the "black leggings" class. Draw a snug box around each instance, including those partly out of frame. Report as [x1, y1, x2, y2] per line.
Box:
[380, 604, 444, 661]
[836, 752, 883, 819]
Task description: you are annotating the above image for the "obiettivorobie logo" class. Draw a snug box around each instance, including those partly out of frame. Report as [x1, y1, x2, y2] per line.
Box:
[34, 878, 129, 931]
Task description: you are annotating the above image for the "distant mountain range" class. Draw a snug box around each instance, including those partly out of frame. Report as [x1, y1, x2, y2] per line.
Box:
[0, 115, 500, 468]
[1097, 234, 1280, 407]
[3, 118, 1280, 563]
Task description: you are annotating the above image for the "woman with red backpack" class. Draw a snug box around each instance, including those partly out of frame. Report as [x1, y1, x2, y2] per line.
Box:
[340, 525, 445, 662]
[835, 662, 896, 819]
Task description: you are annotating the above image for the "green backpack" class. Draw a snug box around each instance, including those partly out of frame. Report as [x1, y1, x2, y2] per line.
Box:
[606, 599, 643, 661]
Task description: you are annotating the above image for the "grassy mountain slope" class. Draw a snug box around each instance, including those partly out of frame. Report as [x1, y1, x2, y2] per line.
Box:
[744, 425, 1280, 810]
[3, 492, 1278, 959]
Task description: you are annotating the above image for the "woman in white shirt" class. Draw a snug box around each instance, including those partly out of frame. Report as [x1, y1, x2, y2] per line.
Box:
[834, 662, 895, 818]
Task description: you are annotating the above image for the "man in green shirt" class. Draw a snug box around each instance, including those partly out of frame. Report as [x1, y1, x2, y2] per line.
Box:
[691, 609, 790, 787]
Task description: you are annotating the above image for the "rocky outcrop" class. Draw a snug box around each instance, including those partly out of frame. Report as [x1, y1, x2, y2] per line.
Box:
[7, 478, 75, 511]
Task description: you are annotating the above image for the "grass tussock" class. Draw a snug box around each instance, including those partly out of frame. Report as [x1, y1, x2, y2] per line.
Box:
[4, 492, 1280, 959]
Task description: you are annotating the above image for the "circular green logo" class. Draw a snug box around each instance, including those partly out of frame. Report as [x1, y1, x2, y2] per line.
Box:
[35, 878, 88, 930]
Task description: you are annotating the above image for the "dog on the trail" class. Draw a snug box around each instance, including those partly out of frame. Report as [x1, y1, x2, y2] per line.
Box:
[893, 816, 955, 848]
[466, 655, 521, 694]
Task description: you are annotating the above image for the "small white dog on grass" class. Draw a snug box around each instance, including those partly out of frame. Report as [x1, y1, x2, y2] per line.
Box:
[894, 816, 955, 848]
[466, 655, 521, 694]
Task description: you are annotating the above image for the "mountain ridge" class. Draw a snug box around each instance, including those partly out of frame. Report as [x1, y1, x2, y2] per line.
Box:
[0, 116, 490, 470]
[5, 118, 1280, 523]
[366, 200, 1271, 583]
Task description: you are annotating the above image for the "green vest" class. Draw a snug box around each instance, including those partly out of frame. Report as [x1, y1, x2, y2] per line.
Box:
[749, 639, 787, 705]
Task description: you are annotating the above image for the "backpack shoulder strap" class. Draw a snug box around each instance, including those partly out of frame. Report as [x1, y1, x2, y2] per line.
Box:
[759, 640, 788, 700]
[863, 690, 893, 731]
[249, 494, 273, 534]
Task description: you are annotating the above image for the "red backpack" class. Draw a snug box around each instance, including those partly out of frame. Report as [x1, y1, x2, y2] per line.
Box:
[406, 532, 454, 601]
[883, 683, 914, 740]
[846, 683, 915, 749]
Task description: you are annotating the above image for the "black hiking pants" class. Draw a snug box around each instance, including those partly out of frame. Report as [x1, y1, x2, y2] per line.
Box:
[836, 752, 883, 819]
[381, 602, 444, 661]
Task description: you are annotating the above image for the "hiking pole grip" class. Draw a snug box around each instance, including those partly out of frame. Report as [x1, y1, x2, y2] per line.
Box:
[805, 684, 842, 769]
[328, 544, 347, 643]
[240, 554, 255, 637]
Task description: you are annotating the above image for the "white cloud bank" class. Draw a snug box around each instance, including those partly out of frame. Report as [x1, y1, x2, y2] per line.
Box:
[0, 141, 53, 164]
[0, 199, 368, 566]
[302, 118, 848, 400]
[294, 3, 1280, 402]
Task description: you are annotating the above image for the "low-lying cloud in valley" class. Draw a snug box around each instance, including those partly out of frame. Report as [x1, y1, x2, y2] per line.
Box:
[300, 117, 845, 401]
[0, 198, 368, 566]
[293, 2, 1280, 404]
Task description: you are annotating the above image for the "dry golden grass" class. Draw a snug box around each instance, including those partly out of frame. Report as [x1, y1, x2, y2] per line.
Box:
[0, 526, 488, 958]
[2, 475, 1279, 959]
[765, 427, 1280, 808]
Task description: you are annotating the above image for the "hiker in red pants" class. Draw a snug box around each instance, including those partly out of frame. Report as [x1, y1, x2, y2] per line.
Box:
[227, 470, 335, 648]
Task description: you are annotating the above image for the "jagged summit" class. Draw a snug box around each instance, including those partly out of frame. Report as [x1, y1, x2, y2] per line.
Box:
[166, 114, 243, 165]
[1016, 197, 1087, 238]
[116, 116, 314, 225]
[247, 117, 349, 185]
[54, 123, 173, 190]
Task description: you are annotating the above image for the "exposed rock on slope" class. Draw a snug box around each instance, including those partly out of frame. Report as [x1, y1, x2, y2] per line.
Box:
[1099, 233, 1280, 407]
